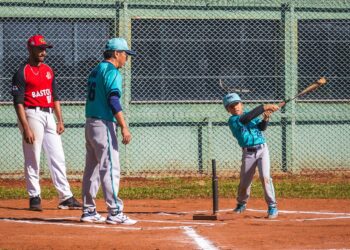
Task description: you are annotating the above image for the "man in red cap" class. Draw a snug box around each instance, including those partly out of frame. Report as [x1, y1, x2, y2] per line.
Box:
[11, 34, 82, 211]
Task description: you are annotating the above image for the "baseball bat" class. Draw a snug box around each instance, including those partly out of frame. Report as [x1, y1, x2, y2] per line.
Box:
[278, 77, 327, 108]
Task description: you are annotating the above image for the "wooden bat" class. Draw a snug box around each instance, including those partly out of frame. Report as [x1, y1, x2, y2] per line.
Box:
[278, 77, 327, 108]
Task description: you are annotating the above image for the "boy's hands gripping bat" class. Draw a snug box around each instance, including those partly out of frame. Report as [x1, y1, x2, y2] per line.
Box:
[278, 77, 328, 108]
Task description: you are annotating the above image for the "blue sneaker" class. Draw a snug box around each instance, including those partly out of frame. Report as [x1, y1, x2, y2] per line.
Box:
[267, 206, 278, 219]
[233, 203, 246, 214]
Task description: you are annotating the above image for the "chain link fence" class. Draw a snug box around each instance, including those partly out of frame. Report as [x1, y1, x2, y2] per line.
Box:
[0, 0, 349, 178]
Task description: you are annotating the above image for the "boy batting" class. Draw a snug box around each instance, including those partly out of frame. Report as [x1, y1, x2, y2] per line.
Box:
[223, 93, 280, 219]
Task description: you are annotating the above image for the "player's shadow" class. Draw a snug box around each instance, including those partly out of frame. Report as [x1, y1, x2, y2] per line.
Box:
[0, 206, 27, 211]
[126, 211, 187, 216]
[0, 206, 187, 215]
[0, 206, 75, 211]
[0, 217, 80, 224]
[249, 215, 268, 219]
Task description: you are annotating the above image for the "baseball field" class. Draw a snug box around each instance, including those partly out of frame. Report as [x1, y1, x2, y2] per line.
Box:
[1, 0, 350, 249]
[1, 176, 349, 249]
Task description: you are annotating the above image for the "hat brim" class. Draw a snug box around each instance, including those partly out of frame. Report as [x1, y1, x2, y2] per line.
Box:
[225, 100, 241, 107]
[109, 49, 137, 56]
[125, 50, 136, 56]
[37, 44, 53, 49]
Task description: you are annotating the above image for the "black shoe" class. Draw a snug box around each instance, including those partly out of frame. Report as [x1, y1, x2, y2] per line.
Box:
[58, 196, 82, 210]
[29, 196, 42, 211]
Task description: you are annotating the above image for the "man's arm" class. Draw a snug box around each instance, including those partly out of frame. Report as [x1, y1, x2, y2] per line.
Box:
[14, 104, 35, 144]
[109, 92, 131, 144]
[12, 64, 35, 144]
[257, 120, 268, 131]
[114, 111, 131, 145]
[52, 72, 60, 101]
[239, 105, 265, 125]
[257, 111, 272, 131]
[53, 101, 65, 135]
[240, 104, 279, 125]
[51, 69, 65, 135]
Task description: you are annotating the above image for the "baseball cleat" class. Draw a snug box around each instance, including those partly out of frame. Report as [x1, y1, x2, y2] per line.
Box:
[233, 203, 246, 214]
[58, 196, 82, 210]
[106, 212, 137, 225]
[80, 209, 106, 223]
[29, 196, 43, 211]
[267, 206, 278, 219]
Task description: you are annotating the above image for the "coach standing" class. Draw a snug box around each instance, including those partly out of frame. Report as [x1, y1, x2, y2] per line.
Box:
[80, 38, 136, 225]
[11, 34, 82, 211]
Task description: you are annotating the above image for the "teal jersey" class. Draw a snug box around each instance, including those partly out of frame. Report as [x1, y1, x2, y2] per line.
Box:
[85, 61, 123, 122]
[228, 110, 266, 148]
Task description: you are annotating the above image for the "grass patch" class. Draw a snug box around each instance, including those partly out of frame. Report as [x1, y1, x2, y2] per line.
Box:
[0, 186, 82, 200]
[0, 177, 349, 200]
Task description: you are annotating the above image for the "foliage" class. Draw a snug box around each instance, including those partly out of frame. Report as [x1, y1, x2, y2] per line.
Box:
[0, 177, 349, 200]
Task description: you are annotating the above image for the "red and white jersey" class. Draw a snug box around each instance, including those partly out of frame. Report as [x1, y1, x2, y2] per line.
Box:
[12, 62, 59, 107]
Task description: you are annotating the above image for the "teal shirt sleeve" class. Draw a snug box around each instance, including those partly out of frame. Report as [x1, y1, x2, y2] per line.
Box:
[105, 69, 123, 97]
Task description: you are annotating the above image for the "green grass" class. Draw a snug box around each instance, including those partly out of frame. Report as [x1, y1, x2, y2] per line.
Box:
[0, 177, 349, 200]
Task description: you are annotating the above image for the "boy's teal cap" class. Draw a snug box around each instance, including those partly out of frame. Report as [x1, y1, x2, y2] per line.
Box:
[223, 93, 241, 108]
[105, 38, 136, 56]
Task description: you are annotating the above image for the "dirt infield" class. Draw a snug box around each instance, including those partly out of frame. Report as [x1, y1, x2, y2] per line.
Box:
[1, 198, 350, 249]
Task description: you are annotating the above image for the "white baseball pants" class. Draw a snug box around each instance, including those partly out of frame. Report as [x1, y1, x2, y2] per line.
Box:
[18, 108, 73, 202]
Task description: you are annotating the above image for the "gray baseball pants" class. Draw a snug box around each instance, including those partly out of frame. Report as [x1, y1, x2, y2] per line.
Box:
[82, 118, 123, 213]
[236, 143, 277, 207]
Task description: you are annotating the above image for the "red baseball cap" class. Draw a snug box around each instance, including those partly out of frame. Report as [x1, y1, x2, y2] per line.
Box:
[27, 34, 53, 49]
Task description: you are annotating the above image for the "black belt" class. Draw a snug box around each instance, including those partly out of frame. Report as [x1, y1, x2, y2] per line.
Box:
[27, 107, 53, 113]
[243, 144, 263, 152]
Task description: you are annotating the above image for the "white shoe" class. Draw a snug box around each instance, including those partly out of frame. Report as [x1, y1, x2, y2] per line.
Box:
[80, 209, 106, 223]
[106, 212, 137, 225]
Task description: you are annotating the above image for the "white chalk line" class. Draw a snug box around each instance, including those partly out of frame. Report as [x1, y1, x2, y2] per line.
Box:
[183, 226, 219, 250]
[246, 208, 350, 216]
[0, 218, 141, 230]
[253, 216, 350, 223]
[0, 217, 219, 231]
[3, 209, 349, 249]
[187, 208, 350, 216]
[225, 208, 350, 222]
[0, 217, 221, 249]
[137, 219, 219, 226]
[1, 216, 217, 226]
[3, 207, 349, 229]
[247, 208, 350, 222]
[0, 218, 194, 231]
[294, 216, 350, 222]
[128, 208, 350, 224]
[183, 207, 350, 223]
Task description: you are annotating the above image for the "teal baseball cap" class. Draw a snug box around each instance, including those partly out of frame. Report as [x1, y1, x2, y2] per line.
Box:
[105, 37, 136, 56]
[223, 93, 241, 108]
